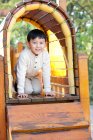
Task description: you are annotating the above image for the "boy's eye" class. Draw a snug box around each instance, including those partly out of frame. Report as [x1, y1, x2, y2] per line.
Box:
[33, 42, 37, 44]
[40, 42, 43, 45]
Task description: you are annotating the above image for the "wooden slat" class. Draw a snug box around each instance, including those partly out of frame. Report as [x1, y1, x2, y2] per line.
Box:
[17, 42, 23, 53]
[38, 14, 53, 24]
[55, 31, 64, 39]
[11, 128, 91, 140]
[75, 78, 79, 87]
[6, 94, 79, 104]
[43, 19, 58, 28]
[23, 9, 40, 19]
[31, 10, 48, 21]
[74, 68, 79, 77]
[51, 76, 68, 85]
[49, 24, 62, 33]
[7, 102, 88, 133]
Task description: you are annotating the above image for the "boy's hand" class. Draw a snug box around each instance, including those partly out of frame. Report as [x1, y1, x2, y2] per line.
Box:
[17, 93, 28, 99]
[45, 92, 55, 96]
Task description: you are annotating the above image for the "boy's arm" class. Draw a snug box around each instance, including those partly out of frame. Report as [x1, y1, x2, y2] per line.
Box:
[16, 52, 27, 94]
[42, 51, 51, 93]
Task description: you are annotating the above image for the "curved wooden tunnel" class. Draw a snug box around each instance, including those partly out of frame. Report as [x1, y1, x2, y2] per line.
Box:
[2, 0, 77, 98]
[0, 1, 91, 139]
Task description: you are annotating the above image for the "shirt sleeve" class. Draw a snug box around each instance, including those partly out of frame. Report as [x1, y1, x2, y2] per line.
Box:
[16, 51, 28, 94]
[42, 51, 51, 92]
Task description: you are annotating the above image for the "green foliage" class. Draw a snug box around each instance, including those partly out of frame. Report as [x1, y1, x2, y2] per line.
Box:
[0, 0, 21, 9]
[10, 21, 35, 47]
[67, 0, 93, 103]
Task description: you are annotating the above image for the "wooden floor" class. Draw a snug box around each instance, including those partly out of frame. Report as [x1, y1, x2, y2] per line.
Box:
[7, 102, 91, 140]
[6, 94, 79, 104]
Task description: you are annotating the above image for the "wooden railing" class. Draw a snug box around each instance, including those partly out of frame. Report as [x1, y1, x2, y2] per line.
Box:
[0, 55, 6, 140]
[78, 54, 90, 122]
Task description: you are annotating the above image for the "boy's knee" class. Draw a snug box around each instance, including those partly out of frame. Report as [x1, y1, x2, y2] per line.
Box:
[24, 87, 33, 94]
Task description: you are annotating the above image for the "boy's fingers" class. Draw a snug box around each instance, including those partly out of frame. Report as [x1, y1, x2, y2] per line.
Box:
[17, 94, 28, 99]
[45, 92, 55, 96]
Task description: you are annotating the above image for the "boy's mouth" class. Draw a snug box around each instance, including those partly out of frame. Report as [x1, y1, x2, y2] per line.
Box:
[35, 49, 41, 51]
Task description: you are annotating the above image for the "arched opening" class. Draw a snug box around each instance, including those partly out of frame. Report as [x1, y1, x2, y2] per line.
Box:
[3, 0, 76, 99]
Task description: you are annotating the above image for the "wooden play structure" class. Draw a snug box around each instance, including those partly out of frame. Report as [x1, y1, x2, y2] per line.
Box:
[0, 0, 91, 139]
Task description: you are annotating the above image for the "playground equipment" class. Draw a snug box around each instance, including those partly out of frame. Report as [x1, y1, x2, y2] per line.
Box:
[0, 0, 91, 139]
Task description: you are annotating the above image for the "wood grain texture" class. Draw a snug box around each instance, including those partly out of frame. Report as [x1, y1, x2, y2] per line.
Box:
[6, 94, 79, 104]
[7, 102, 89, 133]
[0, 56, 6, 140]
[78, 54, 90, 122]
[11, 128, 91, 140]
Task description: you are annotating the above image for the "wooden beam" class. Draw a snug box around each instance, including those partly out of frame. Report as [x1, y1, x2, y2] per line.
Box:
[0, 56, 6, 140]
[59, 0, 66, 11]
[78, 54, 90, 122]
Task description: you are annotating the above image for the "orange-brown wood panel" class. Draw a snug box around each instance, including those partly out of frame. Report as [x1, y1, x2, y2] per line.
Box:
[17, 42, 23, 53]
[0, 56, 6, 140]
[78, 54, 90, 122]
[12, 128, 91, 140]
[51, 76, 69, 94]
[7, 102, 89, 133]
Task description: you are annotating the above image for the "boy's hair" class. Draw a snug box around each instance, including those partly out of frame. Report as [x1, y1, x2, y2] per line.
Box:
[27, 29, 47, 42]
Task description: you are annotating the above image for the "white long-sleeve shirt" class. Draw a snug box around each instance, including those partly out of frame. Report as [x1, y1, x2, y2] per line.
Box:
[16, 47, 51, 94]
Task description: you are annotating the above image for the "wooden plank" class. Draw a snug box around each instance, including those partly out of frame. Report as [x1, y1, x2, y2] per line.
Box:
[23, 9, 40, 19]
[75, 77, 79, 87]
[50, 24, 62, 33]
[17, 42, 23, 53]
[38, 14, 53, 24]
[51, 76, 68, 85]
[74, 68, 79, 77]
[6, 94, 79, 104]
[75, 87, 79, 95]
[30, 95, 43, 103]
[0, 56, 6, 140]
[31, 10, 47, 21]
[78, 54, 90, 122]
[55, 31, 64, 39]
[7, 102, 88, 133]
[11, 128, 91, 140]
[42, 19, 58, 28]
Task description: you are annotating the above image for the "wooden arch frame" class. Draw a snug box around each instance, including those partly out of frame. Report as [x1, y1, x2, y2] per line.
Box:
[2, 0, 76, 98]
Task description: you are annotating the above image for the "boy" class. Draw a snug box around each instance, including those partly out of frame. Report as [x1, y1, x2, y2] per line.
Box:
[16, 29, 54, 98]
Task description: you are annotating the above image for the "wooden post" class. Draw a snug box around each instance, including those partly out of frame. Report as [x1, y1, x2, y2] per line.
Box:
[59, 0, 66, 11]
[78, 54, 90, 122]
[17, 42, 23, 53]
[0, 56, 6, 140]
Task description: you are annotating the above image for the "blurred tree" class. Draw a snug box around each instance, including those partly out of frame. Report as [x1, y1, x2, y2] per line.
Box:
[0, 0, 21, 9]
[1, 0, 10, 3]
[10, 21, 35, 47]
[67, 0, 93, 103]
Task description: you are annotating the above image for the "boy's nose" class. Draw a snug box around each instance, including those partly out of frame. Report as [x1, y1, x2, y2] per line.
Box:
[37, 43, 41, 48]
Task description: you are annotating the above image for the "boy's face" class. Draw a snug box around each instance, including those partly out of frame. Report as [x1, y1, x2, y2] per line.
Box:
[27, 37, 46, 55]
